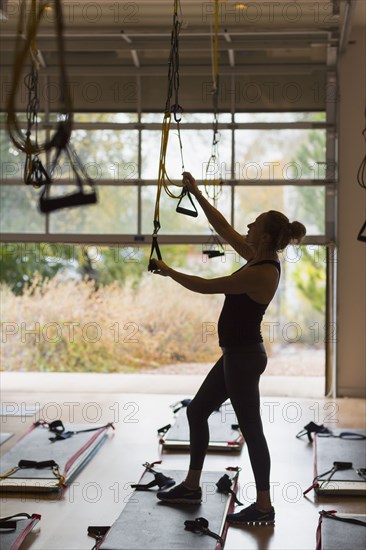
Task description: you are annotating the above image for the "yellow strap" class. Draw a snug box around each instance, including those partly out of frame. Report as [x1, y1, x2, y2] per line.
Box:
[213, 0, 219, 90]
[0, 467, 19, 480]
[52, 465, 66, 487]
[7, 0, 73, 156]
[152, 0, 188, 237]
[0, 465, 65, 487]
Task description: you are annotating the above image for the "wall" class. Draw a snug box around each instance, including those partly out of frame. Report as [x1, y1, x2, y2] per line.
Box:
[337, 24, 366, 397]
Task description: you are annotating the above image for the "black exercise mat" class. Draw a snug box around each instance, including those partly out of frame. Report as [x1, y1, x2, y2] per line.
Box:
[161, 401, 243, 452]
[98, 468, 239, 550]
[0, 513, 41, 550]
[0, 422, 113, 492]
[315, 429, 366, 495]
[319, 514, 366, 549]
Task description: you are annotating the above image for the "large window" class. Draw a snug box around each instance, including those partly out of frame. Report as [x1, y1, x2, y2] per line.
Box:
[1, 111, 329, 239]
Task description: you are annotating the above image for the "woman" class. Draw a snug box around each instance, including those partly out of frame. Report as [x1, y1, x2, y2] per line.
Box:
[151, 171, 306, 526]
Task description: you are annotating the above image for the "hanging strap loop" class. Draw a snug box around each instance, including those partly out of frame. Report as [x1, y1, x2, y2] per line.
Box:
[203, 228, 225, 258]
[39, 144, 97, 214]
[148, 235, 162, 272]
[176, 186, 198, 217]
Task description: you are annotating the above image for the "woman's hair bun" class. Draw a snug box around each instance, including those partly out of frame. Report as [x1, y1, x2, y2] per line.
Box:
[289, 221, 306, 244]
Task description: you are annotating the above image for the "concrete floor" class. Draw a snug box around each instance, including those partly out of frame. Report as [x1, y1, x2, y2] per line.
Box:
[0, 373, 365, 549]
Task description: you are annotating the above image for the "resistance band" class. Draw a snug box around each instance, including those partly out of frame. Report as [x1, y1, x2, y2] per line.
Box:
[6, 0, 97, 212]
[202, 0, 225, 259]
[0, 459, 65, 486]
[149, 0, 197, 271]
[34, 419, 115, 442]
[297, 422, 366, 443]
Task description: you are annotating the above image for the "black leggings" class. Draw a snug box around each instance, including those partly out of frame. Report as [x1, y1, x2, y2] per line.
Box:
[186, 344, 270, 491]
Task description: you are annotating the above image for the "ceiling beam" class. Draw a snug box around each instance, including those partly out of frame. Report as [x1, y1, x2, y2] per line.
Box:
[0, 63, 329, 77]
[0, 36, 334, 53]
[1, 29, 337, 42]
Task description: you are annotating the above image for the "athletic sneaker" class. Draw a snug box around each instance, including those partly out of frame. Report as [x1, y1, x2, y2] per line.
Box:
[156, 482, 202, 504]
[226, 503, 275, 526]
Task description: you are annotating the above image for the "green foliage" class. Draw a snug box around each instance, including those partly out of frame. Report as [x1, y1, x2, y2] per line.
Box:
[0, 276, 223, 372]
[292, 249, 326, 315]
[289, 118, 326, 313]
[0, 243, 65, 295]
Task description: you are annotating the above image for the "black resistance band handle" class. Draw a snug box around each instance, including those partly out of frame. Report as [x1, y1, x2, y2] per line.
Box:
[18, 459, 58, 469]
[148, 235, 162, 272]
[39, 188, 97, 213]
[176, 187, 198, 217]
[184, 517, 224, 546]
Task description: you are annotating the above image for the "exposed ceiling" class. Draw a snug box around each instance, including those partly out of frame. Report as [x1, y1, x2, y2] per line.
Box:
[0, 0, 364, 112]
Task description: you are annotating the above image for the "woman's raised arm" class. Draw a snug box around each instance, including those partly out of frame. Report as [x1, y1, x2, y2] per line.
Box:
[183, 172, 254, 260]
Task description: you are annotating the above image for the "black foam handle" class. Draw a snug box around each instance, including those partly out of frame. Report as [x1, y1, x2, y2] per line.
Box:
[176, 206, 198, 217]
[176, 187, 198, 218]
[39, 190, 97, 213]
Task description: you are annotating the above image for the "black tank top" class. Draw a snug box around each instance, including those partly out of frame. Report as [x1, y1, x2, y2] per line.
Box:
[218, 260, 281, 347]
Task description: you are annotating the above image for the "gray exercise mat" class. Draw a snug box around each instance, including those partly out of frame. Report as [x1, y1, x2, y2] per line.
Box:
[99, 469, 238, 550]
[0, 433, 13, 446]
[162, 401, 243, 451]
[0, 514, 41, 550]
[0, 423, 112, 492]
[316, 429, 366, 494]
[320, 514, 366, 549]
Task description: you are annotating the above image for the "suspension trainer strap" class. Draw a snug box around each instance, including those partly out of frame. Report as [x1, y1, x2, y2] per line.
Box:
[148, 226, 162, 272]
[7, 0, 72, 159]
[184, 517, 224, 546]
[131, 471, 175, 491]
[150, 0, 197, 269]
[216, 473, 243, 505]
[203, 0, 224, 261]
[39, 144, 98, 213]
[204, 0, 222, 203]
[203, 227, 225, 258]
[131, 461, 175, 490]
[7, 1, 98, 212]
